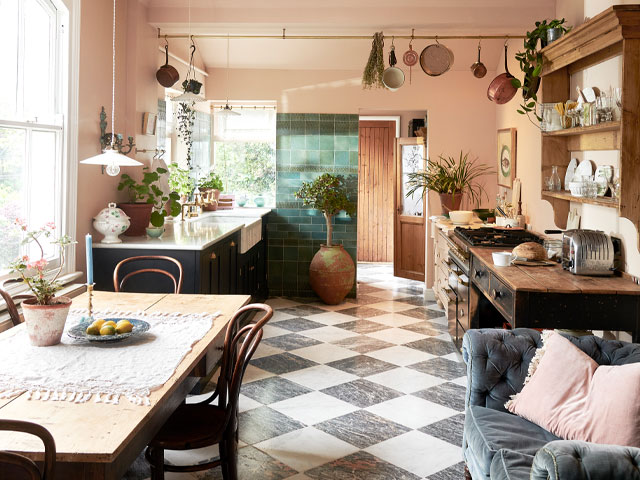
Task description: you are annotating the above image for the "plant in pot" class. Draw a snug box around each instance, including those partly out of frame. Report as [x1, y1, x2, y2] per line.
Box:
[406, 152, 493, 215]
[8, 220, 75, 346]
[511, 18, 570, 122]
[294, 173, 356, 305]
[198, 171, 224, 211]
[168, 162, 196, 203]
[117, 166, 179, 237]
[176, 99, 196, 169]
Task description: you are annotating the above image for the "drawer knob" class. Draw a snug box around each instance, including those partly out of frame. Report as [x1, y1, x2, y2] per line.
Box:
[210, 252, 217, 260]
[249, 265, 255, 271]
[459, 308, 465, 316]
[492, 289, 500, 299]
[230, 241, 236, 247]
[475, 270, 484, 278]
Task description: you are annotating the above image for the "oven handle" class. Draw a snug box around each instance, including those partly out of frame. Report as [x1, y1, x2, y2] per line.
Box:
[444, 287, 457, 303]
[444, 261, 469, 287]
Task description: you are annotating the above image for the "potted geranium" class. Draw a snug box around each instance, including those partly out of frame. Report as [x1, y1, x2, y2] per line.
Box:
[294, 173, 356, 305]
[118, 166, 179, 236]
[8, 220, 75, 346]
[168, 162, 195, 203]
[198, 171, 224, 211]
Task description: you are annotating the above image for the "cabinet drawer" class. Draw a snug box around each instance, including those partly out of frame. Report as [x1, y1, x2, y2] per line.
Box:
[489, 274, 514, 319]
[470, 259, 491, 293]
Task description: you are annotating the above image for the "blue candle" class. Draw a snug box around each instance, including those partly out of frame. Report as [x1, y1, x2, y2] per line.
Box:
[86, 234, 94, 285]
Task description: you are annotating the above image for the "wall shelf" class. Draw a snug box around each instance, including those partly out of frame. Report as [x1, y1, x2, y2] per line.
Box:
[542, 121, 620, 137]
[541, 191, 619, 209]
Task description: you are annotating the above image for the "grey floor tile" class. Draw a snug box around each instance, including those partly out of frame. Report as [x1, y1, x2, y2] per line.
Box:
[332, 335, 395, 354]
[194, 445, 298, 480]
[345, 294, 387, 306]
[419, 414, 465, 448]
[412, 382, 466, 412]
[263, 333, 322, 351]
[405, 338, 458, 356]
[278, 305, 327, 317]
[401, 322, 445, 337]
[408, 358, 467, 381]
[241, 376, 313, 404]
[305, 451, 420, 479]
[314, 411, 411, 449]
[334, 319, 390, 334]
[425, 461, 466, 480]
[399, 307, 448, 320]
[321, 378, 403, 408]
[337, 306, 388, 318]
[327, 355, 397, 377]
[238, 406, 306, 444]
[271, 317, 327, 332]
[251, 352, 319, 375]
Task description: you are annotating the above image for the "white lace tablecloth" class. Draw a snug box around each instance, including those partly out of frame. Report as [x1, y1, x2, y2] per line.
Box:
[0, 308, 220, 406]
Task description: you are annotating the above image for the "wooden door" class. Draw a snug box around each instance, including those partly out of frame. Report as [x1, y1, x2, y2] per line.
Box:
[394, 137, 427, 281]
[357, 121, 395, 262]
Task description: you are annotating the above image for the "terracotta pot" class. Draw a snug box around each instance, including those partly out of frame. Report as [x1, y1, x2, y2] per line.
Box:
[22, 296, 72, 346]
[118, 203, 153, 236]
[309, 245, 355, 305]
[439, 193, 463, 214]
[200, 188, 221, 211]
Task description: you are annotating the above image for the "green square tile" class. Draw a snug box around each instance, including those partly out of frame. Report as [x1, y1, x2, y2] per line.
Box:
[335, 121, 350, 135]
[276, 150, 290, 164]
[335, 151, 349, 166]
[349, 151, 359, 166]
[276, 135, 290, 150]
[306, 135, 319, 149]
[349, 121, 359, 136]
[298, 246, 314, 261]
[291, 150, 307, 164]
[349, 136, 359, 151]
[335, 114, 351, 121]
[283, 246, 298, 261]
[276, 113, 288, 121]
[276, 123, 290, 136]
[269, 246, 283, 261]
[291, 135, 306, 150]
[290, 114, 305, 121]
[319, 135, 334, 150]
[305, 121, 320, 135]
[319, 122, 334, 136]
[304, 113, 319, 120]
[334, 136, 349, 150]
[291, 121, 305, 135]
[320, 150, 334, 165]
[307, 150, 320, 165]
[319, 114, 335, 122]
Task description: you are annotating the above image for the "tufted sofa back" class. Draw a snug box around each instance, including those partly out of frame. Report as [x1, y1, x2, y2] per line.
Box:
[462, 328, 640, 413]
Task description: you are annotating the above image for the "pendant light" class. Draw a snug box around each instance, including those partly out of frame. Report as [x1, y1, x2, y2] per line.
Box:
[171, 0, 205, 103]
[216, 34, 240, 117]
[80, 0, 142, 176]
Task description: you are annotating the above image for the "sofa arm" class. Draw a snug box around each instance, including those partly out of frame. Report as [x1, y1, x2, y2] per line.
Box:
[462, 328, 541, 412]
[531, 440, 640, 480]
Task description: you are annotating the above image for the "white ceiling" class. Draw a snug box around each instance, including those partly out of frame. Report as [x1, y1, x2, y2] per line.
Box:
[147, 0, 557, 71]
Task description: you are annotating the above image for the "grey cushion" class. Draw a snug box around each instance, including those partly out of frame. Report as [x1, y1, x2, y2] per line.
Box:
[464, 405, 559, 477]
[490, 449, 534, 480]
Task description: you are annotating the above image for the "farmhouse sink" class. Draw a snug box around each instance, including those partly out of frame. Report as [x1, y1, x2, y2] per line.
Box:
[194, 213, 264, 254]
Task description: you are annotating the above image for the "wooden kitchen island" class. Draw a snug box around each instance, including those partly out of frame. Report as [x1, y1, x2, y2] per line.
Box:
[469, 247, 640, 341]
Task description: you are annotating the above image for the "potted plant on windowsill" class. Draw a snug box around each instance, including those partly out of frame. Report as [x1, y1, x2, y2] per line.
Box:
[198, 171, 224, 211]
[118, 166, 179, 237]
[168, 162, 196, 204]
[294, 173, 356, 305]
[8, 220, 76, 346]
[406, 152, 493, 214]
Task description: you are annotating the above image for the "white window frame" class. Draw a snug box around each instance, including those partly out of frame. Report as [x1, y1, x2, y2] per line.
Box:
[0, 0, 78, 286]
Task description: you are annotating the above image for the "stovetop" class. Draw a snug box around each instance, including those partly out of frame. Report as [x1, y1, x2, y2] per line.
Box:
[454, 227, 542, 248]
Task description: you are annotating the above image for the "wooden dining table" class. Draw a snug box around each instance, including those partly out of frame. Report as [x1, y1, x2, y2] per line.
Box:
[0, 291, 250, 479]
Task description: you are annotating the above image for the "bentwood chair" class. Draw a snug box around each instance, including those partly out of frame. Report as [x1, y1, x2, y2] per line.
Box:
[0, 279, 36, 327]
[145, 303, 274, 480]
[0, 420, 56, 480]
[113, 256, 183, 294]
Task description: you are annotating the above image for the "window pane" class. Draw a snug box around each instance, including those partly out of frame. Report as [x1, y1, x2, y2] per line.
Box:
[0, 0, 19, 118]
[0, 127, 26, 272]
[401, 144, 425, 216]
[23, 0, 55, 118]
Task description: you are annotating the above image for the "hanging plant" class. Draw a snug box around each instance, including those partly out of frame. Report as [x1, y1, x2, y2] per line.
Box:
[176, 95, 196, 169]
[362, 32, 385, 89]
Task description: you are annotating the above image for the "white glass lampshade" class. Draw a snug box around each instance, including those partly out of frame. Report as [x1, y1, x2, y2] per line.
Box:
[216, 104, 240, 117]
[171, 91, 206, 103]
[80, 147, 143, 176]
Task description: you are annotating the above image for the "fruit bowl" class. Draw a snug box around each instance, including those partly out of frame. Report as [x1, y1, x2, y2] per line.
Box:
[67, 318, 150, 342]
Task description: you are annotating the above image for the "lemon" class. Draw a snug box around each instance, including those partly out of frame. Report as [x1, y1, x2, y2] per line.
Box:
[116, 320, 133, 334]
[86, 324, 100, 336]
[103, 320, 117, 328]
[92, 319, 106, 329]
[99, 325, 116, 336]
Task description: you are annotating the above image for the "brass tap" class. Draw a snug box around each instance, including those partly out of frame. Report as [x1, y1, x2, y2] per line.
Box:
[180, 191, 218, 221]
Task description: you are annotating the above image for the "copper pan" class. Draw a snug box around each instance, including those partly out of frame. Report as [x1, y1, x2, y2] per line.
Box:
[487, 44, 517, 104]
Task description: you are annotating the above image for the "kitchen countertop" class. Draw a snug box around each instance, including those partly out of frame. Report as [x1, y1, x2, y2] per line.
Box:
[93, 208, 271, 251]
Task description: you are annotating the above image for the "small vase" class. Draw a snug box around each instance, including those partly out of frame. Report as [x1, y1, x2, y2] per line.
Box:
[551, 166, 562, 191]
[309, 245, 355, 305]
[21, 297, 72, 346]
[254, 196, 265, 207]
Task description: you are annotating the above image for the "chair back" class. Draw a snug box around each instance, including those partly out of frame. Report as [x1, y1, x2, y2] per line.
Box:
[0, 420, 56, 480]
[113, 256, 183, 294]
[0, 280, 36, 327]
[216, 304, 273, 423]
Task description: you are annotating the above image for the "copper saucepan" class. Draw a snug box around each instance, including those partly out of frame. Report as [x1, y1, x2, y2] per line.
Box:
[487, 44, 517, 104]
[470, 42, 487, 78]
[156, 44, 180, 88]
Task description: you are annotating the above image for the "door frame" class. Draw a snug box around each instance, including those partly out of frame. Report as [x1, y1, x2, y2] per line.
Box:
[358, 116, 401, 137]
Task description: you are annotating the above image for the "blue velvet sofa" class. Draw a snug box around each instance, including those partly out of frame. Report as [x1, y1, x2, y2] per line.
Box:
[462, 328, 640, 480]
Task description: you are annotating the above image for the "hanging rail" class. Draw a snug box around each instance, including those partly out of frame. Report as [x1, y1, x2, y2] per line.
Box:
[159, 32, 526, 41]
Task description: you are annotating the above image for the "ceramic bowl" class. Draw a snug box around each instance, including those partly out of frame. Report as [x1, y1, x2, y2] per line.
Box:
[145, 227, 165, 238]
[449, 210, 473, 225]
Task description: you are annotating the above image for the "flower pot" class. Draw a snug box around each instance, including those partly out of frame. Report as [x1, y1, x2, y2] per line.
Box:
[439, 193, 463, 214]
[146, 226, 165, 238]
[22, 296, 72, 346]
[186, 79, 202, 94]
[309, 245, 355, 305]
[200, 188, 220, 211]
[118, 203, 153, 236]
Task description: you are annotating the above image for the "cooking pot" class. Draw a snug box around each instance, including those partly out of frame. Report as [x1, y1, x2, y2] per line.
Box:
[470, 42, 487, 78]
[383, 44, 405, 91]
[156, 44, 179, 88]
[487, 44, 517, 104]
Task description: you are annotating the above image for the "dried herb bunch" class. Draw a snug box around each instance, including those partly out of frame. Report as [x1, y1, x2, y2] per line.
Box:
[362, 32, 385, 89]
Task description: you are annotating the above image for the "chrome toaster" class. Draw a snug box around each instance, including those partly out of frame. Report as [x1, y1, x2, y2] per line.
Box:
[561, 229, 616, 276]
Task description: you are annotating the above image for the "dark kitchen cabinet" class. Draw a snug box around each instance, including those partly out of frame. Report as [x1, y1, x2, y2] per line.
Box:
[238, 240, 267, 300]
[201, 233, 239, 295]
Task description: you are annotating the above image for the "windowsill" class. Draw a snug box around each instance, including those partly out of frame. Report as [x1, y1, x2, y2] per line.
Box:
[0, 272, 85, 333]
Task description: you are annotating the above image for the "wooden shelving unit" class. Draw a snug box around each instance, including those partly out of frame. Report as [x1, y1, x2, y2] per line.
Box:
[539, 5, 640, 245]
[541, 191, 619, 208]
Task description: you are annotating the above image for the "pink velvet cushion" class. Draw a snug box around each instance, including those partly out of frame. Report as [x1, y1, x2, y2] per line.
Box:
[506, 331, 640, 448]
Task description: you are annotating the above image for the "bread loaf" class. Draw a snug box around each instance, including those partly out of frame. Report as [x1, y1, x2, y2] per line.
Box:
[512, 242, 547, 261]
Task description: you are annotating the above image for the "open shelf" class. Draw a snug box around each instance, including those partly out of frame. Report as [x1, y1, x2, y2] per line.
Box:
[542, 121, 620, 137]
[542, 190, 619, 208]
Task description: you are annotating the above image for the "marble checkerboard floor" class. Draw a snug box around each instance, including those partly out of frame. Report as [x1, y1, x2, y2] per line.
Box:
[125, 263, 467, 480]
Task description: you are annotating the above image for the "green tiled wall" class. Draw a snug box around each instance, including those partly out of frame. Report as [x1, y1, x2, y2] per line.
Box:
[269, 113, 358, 298]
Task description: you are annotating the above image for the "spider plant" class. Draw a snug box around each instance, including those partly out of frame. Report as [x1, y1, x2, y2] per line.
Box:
[406, 152, 494, 208]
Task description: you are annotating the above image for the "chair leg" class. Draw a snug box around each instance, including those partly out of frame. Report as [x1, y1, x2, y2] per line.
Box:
[148, 446, 165, 480]
[219, 439, 229, 480]
[464, 464, 472, 480]
[222, 434, 238, 480]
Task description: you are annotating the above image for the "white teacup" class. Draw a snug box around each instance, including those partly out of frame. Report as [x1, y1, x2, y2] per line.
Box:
[492, 251, 514, 266]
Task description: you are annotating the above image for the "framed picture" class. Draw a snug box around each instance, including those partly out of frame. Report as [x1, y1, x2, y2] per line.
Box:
[497, 128, 516, 188]
[142, 112, 157, 136]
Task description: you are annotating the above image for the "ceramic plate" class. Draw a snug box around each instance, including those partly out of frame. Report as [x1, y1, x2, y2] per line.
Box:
[67, 318, 150, 343]
[574, 159, 593, 179]
[564, 158, 578, 188]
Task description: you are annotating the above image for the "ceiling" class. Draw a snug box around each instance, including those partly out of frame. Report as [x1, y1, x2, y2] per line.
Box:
[147, 0, 557, 71]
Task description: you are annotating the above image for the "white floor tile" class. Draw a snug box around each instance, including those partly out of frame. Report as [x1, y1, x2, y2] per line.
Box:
[269, 392, 359, 426]
[262, 324, 292, 339]
[238, 393, 263, 413]
[281, 365, 358, 390]
[451, 376, 468, 387]
[365, 345, 436, 366]
[363, 289, 412, 301]
[366, 367, 446, 394]
[365, 430, 462, 478]
[255, 426, 358, 472]
[308, 311, 358, 325]
[271, 310, 298, 322]
[251, 343, 285, 360]
[290, 343, 359, 364]
[307, 302, 355, 312]
[367, 301, 416, 313]
[441, 352, 464, 363]
[300, 325, 359, 343]
[266, 297, 304, 309]
[366, 327, 427, 345]
[242, 364, 275, 383]
[429, 315, 448, 326]
[369, 313, 422, 328]
[365, 395, 459, 429]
